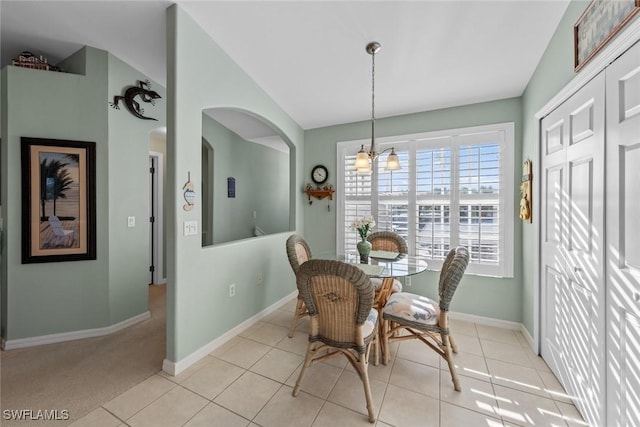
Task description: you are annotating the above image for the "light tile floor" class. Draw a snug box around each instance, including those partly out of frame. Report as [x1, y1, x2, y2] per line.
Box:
[70, 298, 589, 427]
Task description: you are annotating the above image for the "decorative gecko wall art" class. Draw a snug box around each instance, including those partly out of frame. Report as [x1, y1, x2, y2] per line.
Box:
[109, 80, 162, 121]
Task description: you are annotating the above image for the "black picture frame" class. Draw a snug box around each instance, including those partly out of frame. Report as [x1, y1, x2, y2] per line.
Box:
[21, 137, 96, 263]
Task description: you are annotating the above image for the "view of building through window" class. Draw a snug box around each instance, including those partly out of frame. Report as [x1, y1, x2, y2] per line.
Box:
[339, 123, 513, 277]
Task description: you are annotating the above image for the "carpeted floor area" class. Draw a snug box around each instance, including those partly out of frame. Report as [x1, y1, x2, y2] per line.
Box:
[0, 285, 166, 427]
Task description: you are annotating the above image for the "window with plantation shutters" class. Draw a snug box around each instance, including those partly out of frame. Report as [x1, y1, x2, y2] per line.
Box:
[337, 123, 514, 278]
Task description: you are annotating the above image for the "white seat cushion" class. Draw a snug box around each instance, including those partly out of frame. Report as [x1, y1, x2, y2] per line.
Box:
[383, 292, 440, 326]
[370, 277, 403, 293]
[362, 308, 379, 338]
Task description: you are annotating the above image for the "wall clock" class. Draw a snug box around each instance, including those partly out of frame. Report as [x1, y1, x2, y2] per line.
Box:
[311, 164, 328, 185]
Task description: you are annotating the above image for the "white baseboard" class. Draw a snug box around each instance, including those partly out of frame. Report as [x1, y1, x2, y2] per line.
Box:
[448, 311, 537, 353]
[1, 311, 151, 351]
[520, 323, 536, 353]
[448, 310, 522, 330]
[163, 291, 297, 376]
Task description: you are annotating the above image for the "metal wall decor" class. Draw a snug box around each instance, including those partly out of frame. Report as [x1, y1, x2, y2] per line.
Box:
[109, 80, 162, 121]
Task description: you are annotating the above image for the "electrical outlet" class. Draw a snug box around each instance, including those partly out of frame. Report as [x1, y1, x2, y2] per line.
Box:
[229, 283, 236, 297]
[405, 277, 411, 287]
[256, 273, 263, 285]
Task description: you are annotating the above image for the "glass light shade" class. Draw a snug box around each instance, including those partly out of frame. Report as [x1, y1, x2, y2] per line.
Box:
[384, 149, 401, 170]
[357, 165, 372, 174]
[354, 147, 371, 170]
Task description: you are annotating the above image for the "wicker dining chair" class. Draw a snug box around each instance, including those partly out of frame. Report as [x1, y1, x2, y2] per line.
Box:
[367, 231, 409, 253]
[367, 231, 407, 292]
[366, 231, 408, 302]
[285, 234, 313, 338]
[292, 259, 378, 423]
[381, 246, 469, 391]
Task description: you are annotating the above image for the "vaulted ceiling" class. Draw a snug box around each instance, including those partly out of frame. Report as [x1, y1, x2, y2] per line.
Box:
[1, 1, 570, 130]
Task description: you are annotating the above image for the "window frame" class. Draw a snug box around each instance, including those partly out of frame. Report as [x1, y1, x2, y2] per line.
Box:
[337, 122, 514, 278]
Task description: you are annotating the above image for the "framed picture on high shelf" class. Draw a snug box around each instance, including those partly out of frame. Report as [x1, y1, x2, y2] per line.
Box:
[21, 137, 96, 264]
[574, 0, 640, 72]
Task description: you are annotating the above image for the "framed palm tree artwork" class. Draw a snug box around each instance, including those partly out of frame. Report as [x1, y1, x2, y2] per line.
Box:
[21, 137, 96, 263]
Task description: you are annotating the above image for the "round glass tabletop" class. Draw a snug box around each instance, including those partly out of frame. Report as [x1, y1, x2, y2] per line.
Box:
[317, 251, 427, 278]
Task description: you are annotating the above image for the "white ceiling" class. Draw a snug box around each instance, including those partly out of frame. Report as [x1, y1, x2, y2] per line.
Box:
[1, 0, 570, 131]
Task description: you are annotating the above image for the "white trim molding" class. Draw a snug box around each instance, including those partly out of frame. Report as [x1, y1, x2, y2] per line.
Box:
[1, 311, 151, 350]
[449, 311, 522, 331]
[162, 291, 297, 376]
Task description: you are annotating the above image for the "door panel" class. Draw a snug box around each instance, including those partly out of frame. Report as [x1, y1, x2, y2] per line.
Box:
[623, 144, 640, 268]
[621, 312, 640, 427]
[545, 119, 564, 155]
[606, 40, 640, 427]
[569, 99, 595, 145]
[544, 166, 563, 245]
[541, 71, 605, 427]
[568, 158, 593, 254]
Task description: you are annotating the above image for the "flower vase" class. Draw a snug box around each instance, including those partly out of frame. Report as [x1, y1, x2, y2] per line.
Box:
[357, 239, 372, 263]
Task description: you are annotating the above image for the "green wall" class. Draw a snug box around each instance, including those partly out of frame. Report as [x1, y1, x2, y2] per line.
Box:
[520, 0, 590, 335]
[0, 46, 166, 342]
[202, 114, 289, 245]
[1, 47, 110, 339]
[107, 54, 166, 324]
[167, 5, 304, 362]
[304, 98, 523, 322]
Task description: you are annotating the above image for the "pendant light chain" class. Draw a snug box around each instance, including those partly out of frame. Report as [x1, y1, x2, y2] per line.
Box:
[371, 47, 376, 123]
[354, 41, 400, 173]
[370, 46, 376, 156]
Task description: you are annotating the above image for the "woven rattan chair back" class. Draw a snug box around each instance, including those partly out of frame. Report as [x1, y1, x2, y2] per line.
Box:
[438, 246, 470, 312]
[296, 259, 375, 350]
[285, 234, 313, 337]
[293, 259, 378, 422]
[367, 231, 408, 253]
[286, 234, 312, 274]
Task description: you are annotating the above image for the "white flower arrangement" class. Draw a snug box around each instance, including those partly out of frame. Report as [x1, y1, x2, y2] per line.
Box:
[351, 215, 376, 241]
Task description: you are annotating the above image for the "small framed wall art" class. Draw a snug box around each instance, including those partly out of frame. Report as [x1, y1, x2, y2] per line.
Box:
[519, 159, 532, 223]
[227, 177, 236, 198]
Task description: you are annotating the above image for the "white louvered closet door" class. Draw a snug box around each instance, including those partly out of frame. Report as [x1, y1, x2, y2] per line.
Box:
[605, 39, 640, 427]
[540, 71, 606, 427]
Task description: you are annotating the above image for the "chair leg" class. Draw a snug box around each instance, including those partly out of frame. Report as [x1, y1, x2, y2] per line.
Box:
[357, 355, 376, 423]
[288, 297, 305, 338]
[371, 329, 379, 366]
[292, 343, 315, 396]
[449, 333, 458, 354]
[382, 319, 391, 365]
[442, 333, 461, 391]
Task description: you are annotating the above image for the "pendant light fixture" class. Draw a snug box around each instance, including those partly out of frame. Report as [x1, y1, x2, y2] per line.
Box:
[354, 41, 401, 174]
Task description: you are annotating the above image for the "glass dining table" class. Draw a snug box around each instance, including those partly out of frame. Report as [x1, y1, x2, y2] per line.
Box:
[313, 250, 427, 279]
[316, 250, 428, 286]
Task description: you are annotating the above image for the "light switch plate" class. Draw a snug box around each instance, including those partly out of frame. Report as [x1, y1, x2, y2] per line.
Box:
[183, 220, 198, 236]
[127, 216, 135, 227]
